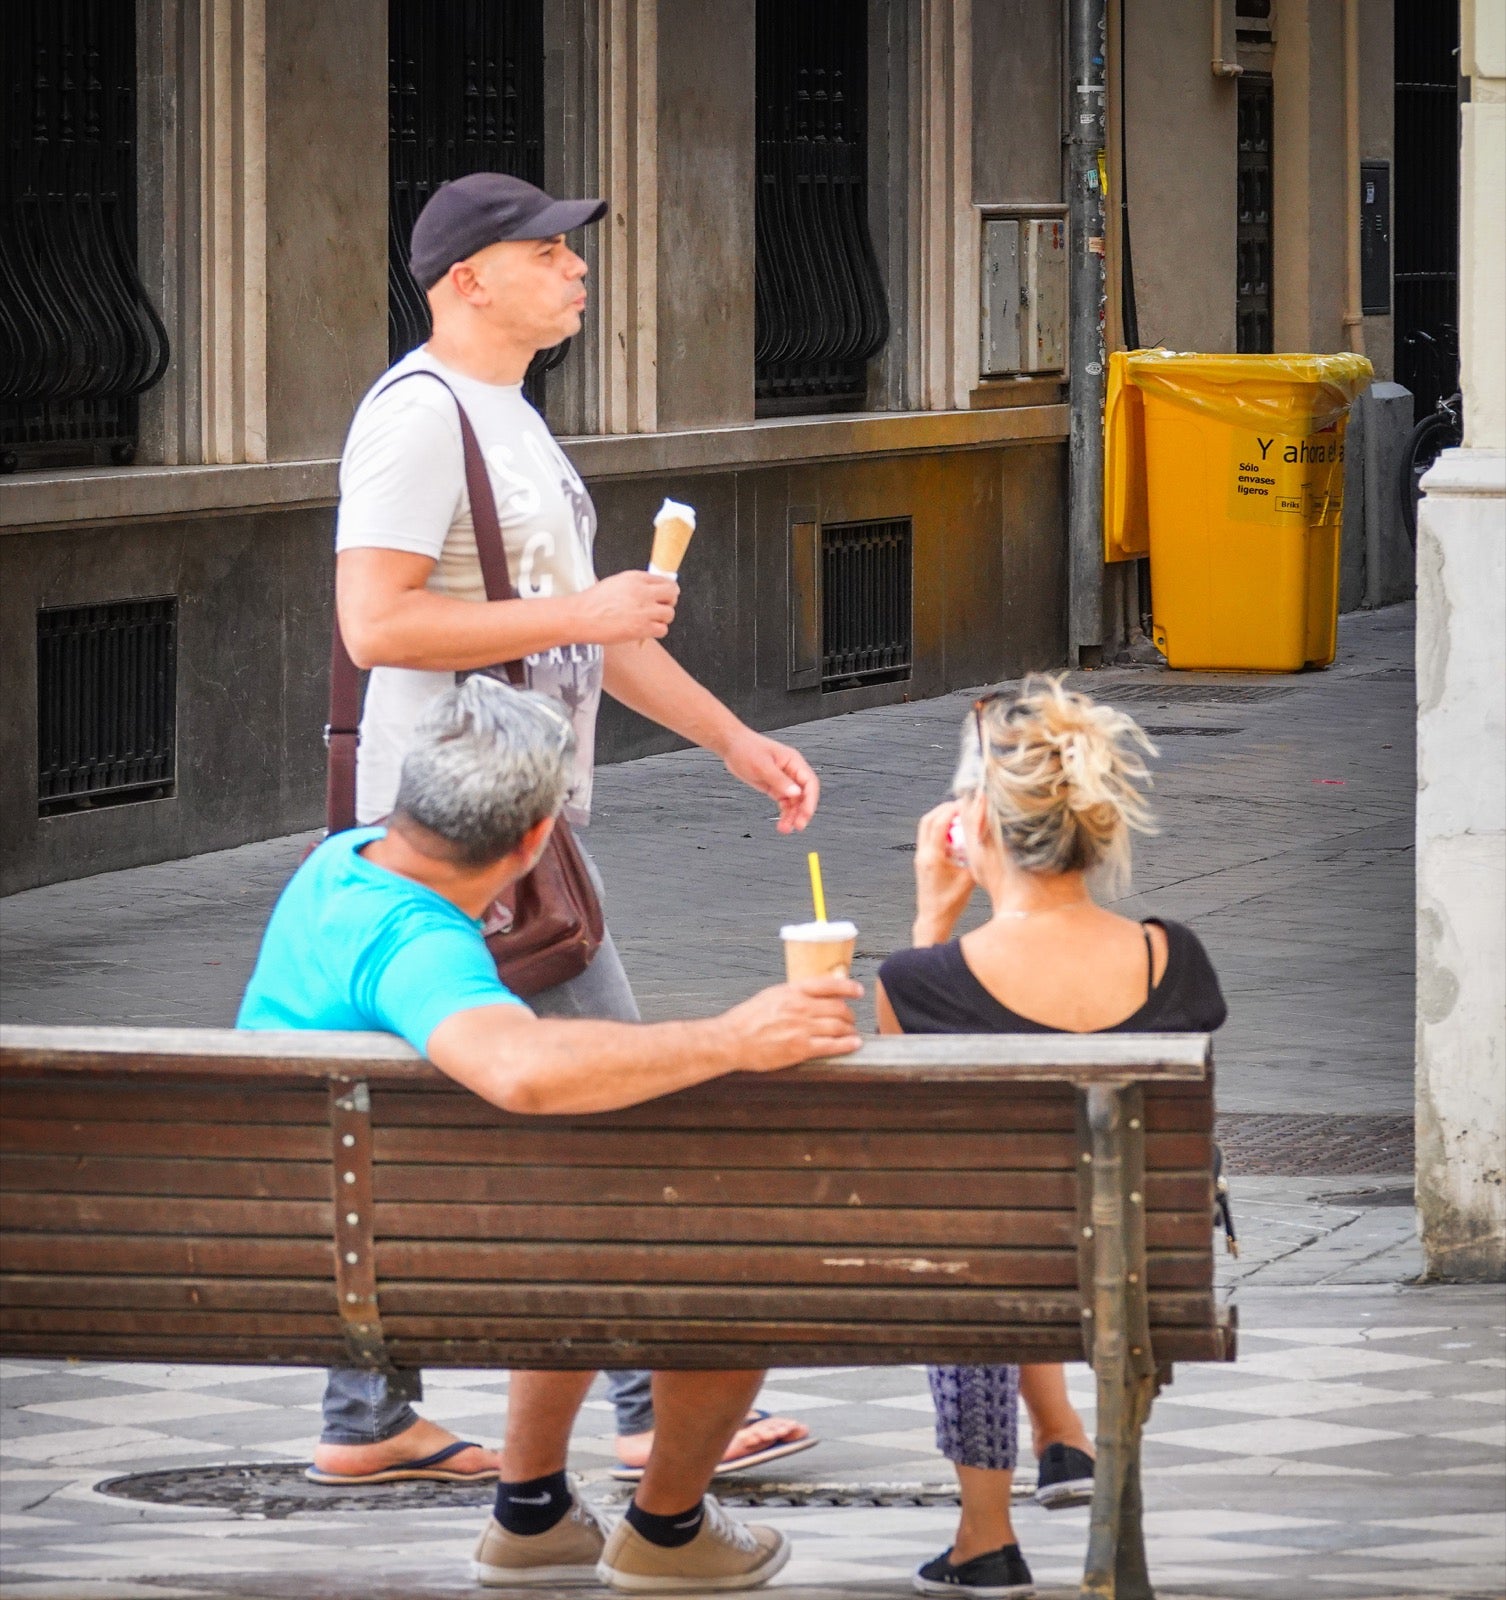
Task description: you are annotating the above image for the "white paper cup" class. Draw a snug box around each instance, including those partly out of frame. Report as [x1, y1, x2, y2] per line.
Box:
[780, 920, 859, 981]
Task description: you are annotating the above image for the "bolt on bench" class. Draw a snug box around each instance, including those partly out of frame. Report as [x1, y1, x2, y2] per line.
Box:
[0, 1025, 1233, 1600]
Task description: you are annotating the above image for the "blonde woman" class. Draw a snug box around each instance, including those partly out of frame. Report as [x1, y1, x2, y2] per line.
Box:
[877, 676, 1227, 1598]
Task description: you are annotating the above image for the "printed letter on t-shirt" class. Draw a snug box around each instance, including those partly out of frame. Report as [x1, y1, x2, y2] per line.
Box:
[518, 530, 556, 598]
[484, 444, 542, 519]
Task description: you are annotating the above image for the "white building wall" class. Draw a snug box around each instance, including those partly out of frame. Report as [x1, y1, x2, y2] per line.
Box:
[1415, 0, 1506, 1281]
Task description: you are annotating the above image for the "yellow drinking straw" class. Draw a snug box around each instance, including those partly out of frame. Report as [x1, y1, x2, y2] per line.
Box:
[807, 851, 828, 924]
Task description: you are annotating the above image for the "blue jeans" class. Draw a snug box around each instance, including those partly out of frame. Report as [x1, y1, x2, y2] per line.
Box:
[320, 1357, 654, 1443]
[320, 850, 656, 1445]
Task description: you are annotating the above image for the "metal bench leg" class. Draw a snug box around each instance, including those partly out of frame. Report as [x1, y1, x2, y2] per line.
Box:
[1078, 1084, 1159, 1600]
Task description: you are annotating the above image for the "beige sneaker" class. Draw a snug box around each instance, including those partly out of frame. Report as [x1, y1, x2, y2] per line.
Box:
[472, 1479, 611, 1586]
[596, 1494, 790, 1592]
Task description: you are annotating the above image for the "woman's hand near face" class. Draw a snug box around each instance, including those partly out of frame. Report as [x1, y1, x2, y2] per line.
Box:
[913, 800, 976, 946]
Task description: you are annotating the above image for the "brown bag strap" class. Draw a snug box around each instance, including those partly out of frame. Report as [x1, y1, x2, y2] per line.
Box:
[324, 622, 363, 834]
[449, 398, 528, 686]
[325, 369, 526, 833]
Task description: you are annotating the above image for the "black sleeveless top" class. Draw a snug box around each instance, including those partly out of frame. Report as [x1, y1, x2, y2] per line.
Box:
[879, 918, 1227, 1036]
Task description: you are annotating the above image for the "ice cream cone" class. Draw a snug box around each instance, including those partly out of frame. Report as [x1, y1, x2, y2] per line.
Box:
[649, 498, 696, 577]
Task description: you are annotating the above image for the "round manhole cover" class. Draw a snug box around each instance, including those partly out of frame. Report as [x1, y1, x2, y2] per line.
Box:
[95, 1465, 964, 1518]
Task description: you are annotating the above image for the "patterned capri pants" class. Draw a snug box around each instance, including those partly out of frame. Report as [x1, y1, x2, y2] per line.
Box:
[928, 1364, 1020, 1471]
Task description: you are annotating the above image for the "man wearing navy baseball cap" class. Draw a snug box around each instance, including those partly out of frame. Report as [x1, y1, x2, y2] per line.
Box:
[319, 174, 821, 1589]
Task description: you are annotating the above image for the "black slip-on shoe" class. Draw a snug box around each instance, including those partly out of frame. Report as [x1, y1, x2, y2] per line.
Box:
[1033, 1442, 1095, 1509]
[913, 1544, 1033, 1598]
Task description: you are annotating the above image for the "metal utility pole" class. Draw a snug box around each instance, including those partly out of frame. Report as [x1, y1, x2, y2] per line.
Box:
[1067, 0, 1108, 665]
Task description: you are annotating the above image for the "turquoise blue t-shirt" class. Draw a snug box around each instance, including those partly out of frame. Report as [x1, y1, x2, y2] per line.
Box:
[237, 827, 526, 1052]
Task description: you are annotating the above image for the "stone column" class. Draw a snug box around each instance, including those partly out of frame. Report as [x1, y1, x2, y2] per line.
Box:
[655, 0, 748, 429]
[1415, 0, 1506, 1281]
[262, 0, 388, 461]
[599, 0, 658, 435]
[200, 0, 268, 465]
[914, 0, 975, 413]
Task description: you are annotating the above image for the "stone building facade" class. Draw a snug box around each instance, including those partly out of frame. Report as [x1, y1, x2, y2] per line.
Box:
[1, 0, 1400, 891]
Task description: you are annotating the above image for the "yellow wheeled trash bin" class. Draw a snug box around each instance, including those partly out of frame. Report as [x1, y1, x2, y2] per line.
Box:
[1104, 350, 1373, 671]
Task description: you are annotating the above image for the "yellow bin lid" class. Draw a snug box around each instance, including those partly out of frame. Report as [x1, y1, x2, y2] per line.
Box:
[1120, 349, 1374, 433]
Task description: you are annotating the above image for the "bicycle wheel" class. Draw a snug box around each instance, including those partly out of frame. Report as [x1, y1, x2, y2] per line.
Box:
[1399, 412, 1463, 549]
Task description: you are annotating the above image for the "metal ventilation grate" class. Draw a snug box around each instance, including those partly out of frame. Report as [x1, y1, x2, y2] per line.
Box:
[1095, 681, 1296, 704]
[821, 519, 912, 691]
[1216, 1114, 1415, 1176]
[37, 599, 177, 815]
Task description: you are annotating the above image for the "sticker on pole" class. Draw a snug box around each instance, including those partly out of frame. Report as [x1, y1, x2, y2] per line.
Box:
[1230, 426, 1346, 524]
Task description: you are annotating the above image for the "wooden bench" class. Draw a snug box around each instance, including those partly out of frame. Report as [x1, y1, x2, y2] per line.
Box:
[0, 1024, 1234, 1600]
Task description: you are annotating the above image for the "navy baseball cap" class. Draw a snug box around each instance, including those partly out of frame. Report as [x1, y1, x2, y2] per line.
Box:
[409, 173, 607, 290]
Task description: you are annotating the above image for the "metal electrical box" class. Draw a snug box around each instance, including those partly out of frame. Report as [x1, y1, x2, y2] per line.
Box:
[1360, 160, 1391, 316]
[980, 218, 1021, 375]
[980, 215, 1067, 376]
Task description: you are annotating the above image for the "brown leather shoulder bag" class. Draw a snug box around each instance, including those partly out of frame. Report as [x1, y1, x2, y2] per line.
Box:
[324, 373, 604, 997]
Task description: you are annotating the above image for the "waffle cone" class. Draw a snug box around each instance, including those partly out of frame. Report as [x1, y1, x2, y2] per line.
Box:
[650, 516, 695, 575]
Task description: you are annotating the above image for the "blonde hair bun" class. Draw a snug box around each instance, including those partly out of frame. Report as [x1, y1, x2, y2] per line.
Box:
[955, 674, 1157, 890]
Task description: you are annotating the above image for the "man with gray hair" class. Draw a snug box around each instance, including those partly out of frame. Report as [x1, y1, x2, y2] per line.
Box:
[239, 676, 861, 1590]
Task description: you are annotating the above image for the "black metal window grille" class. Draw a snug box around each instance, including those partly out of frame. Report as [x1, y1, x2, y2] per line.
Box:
[821, 519, 912, 691]
[37, 599, 177, 815]
[755, 0, 890, 416]
[388, 0, 559, 403]
[1, 1, 170, 474]
[1236, 75, 1274, 354]
[1394, 0, 1459, 418]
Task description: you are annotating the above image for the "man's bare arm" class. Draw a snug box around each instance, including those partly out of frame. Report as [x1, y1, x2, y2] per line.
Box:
[604, 640, 820, 833]
[603, 638, 745, 751]
[337, 549, 679, 671]
[425, 976, 863, 1115]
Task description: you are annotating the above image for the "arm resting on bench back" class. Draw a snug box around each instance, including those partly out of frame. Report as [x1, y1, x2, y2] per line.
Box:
[425, 976, 862, 1115]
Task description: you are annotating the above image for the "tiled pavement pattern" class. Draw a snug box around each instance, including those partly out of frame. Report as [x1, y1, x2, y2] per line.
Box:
[1, 1287, 1502, 1599]
[7, 602, 1501, 1597]
[1221, 1177, 1425, 1291]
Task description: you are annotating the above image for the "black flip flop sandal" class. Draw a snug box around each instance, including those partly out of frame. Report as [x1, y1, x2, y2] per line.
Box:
[304, 1440, 498, 1486]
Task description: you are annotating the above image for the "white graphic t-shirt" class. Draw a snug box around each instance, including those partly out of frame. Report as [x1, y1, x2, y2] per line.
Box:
[336, 350, 603, 826]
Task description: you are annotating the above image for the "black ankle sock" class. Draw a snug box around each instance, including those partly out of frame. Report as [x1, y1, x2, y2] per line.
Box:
[495, 1470, 571, 1537]
[625, 1497, 705, 1548]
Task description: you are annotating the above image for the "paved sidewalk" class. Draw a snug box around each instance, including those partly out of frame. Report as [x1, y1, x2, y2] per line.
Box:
[1, 605, 1417, 1117]
[7, 603, 1501, 1600]
[2, 1286, 1501, 1599]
